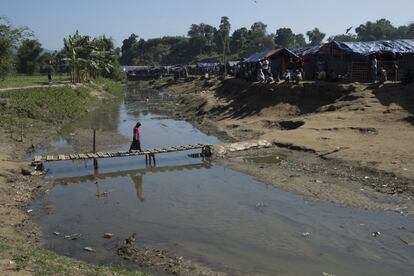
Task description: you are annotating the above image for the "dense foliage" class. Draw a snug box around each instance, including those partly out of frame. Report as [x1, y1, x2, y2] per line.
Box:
[2, 16, 414, 75]
[0, 17, 121, 82]
[119, 17, 414, 66]
[0, 17, 32, 79]
[63, 31, 122, 83]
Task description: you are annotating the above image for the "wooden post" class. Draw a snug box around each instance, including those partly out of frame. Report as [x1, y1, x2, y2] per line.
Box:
[93, 129, 98, 170]
[93, 129, 96, 153]
[93, 158, 98, 170]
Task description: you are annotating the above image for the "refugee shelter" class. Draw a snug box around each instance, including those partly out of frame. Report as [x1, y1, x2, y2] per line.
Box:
[314, 39, 414, 82]
[291, 46, 321, 80]
[244, 48, 299, 79]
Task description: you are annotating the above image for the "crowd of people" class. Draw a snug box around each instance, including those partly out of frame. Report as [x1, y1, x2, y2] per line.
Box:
[233, 57, 305, 84]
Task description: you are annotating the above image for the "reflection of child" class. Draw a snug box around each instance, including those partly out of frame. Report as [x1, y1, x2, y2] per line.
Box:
[129, 122, 142, 152]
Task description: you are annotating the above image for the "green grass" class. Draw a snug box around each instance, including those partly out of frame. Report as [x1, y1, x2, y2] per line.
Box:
[0, 85, 91, 131]
[93, 77, 123, 96]
[0, 240, 149, 276]
[0, 75, 71, 89]
[0, 77, 123, 140]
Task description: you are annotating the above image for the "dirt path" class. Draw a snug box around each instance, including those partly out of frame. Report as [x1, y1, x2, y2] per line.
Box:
[0, 82, 71, 92]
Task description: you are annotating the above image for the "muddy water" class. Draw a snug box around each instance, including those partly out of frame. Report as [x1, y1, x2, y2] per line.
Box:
[32, 86, 414, 276]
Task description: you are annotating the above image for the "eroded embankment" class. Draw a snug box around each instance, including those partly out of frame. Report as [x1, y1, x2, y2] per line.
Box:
[163, 78, 414, 214]
[0, 80, 148, 275]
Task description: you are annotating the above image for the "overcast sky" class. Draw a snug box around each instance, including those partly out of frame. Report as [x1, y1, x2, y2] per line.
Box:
[2, 0, 414, 50]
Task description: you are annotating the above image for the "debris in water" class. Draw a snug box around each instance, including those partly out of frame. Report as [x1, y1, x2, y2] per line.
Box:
[255, 202, 266, 209]
[83, 247, 94, 252]
[302, 232, 311, 237]
[64, 233, 82, 240]
[96, 190, 111, 197]
[399, 235, 414, 246]
[371, 231, 381, 237]
[125, 233, 136, 245]
[103, 233, 114, 239]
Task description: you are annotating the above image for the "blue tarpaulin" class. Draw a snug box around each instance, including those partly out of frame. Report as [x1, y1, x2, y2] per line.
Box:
[244, 50, 270, 63]
[196, 62, 220, 68]
[332, 39, 414, 56]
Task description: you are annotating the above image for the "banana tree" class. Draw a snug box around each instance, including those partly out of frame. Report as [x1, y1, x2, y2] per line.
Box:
[63, 31, 92, 83]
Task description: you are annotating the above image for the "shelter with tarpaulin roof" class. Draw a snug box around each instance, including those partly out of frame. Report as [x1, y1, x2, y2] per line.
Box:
[196, 62, 222, 75]
[313, 39, 414, 82]
[291, 46, 322, 80]
[242, 48, 299, 80]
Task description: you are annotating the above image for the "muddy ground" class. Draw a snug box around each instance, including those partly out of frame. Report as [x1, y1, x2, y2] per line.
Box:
[2, 77, 414, 275]
[159, 77, 414, 215]
[0, 82, 228, 275]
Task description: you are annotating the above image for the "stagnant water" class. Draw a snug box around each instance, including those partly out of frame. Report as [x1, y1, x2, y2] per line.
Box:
[32, 86, 414, 275]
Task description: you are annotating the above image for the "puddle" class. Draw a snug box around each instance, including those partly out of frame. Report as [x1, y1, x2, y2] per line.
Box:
[32, 86, 414, 275]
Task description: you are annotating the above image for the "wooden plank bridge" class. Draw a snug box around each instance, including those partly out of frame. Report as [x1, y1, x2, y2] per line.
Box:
[33, 143, 212, 163]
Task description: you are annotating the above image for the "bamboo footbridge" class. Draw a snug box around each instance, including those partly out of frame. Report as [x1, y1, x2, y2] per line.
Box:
[33, 143, 212, 163]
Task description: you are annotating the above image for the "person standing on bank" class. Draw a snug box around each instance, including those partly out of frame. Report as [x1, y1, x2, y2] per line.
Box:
[129, 122, 142, 152]
[47, 67, 52, 85]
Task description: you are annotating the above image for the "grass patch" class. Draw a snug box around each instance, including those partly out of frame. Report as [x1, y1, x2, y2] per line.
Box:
[0, 75, 71, 89]
[0, 86, 91, 132]
[93, 77, 123, 96]
[0, 240, 148, 276]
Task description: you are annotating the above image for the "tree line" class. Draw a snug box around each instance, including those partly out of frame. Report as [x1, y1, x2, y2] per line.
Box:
[120, 17, 414, 66]
[2, 16, 414, 80]
[0, 16, 122, 82]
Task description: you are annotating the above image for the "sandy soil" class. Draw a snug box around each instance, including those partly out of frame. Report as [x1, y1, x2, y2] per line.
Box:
[164, 77, 414, 214]
[0, 128, 48, 275]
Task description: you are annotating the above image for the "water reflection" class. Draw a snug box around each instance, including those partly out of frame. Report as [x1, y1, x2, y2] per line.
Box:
[131, 173, 144, 202]
[32, 85, 414, 276]
[54, 161, 212, 204]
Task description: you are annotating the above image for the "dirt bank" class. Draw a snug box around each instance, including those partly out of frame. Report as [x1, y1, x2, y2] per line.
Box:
[0, 80, 230, 275]
[161, 77, 414, 214]
[0, 82, 151, 275]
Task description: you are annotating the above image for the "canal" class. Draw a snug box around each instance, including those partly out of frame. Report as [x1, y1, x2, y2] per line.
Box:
[32, 85, 414, 275]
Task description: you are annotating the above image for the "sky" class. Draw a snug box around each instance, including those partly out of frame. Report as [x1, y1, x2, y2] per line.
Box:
[2, 0, 414, 50]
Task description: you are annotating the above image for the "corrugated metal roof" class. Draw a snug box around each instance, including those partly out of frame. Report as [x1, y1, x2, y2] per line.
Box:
[331, 39, 414, 56]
